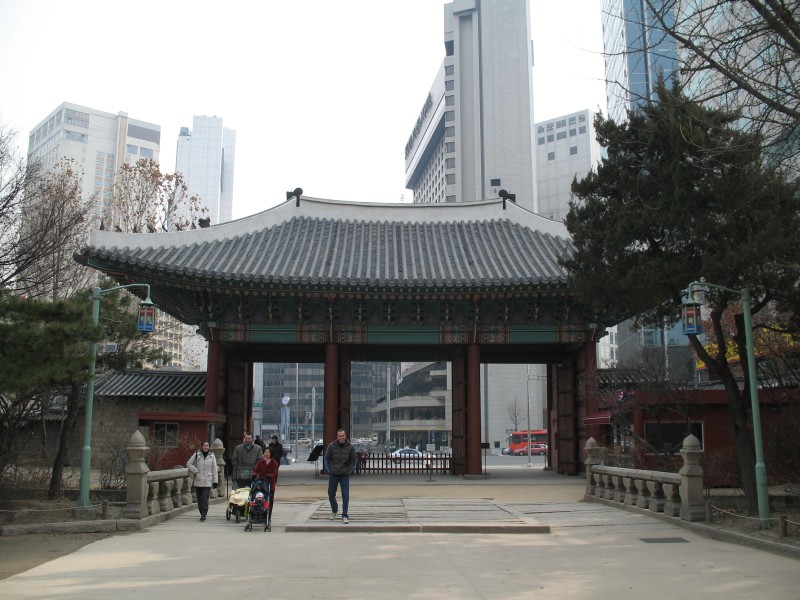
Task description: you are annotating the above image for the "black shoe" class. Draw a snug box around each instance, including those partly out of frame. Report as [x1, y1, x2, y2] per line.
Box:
[200, 515, 206, 521]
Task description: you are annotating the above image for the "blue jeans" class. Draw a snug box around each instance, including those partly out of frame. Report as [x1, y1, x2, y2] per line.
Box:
[328, 474, 350, 518]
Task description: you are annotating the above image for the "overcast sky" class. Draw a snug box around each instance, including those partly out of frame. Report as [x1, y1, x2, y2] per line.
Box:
[0, 0, 606, 220]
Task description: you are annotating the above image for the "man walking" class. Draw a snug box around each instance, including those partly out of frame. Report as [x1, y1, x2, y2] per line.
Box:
[268, 435, 284, 465]
[323, 429, 356, 524]
[231, 432, 262, 488]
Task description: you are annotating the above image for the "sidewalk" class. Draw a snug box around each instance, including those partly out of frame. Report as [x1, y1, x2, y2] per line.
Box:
[0, 463, 797, 599]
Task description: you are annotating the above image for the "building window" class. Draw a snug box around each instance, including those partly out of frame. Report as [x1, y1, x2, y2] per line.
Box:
[547, 152, 555, 161]
[569, 116, 577, 125]
[445, 126, 455, 138]
[445, 110, 455, 122]
[538, 137, 545, 145]
[537, 125, 545, 133]
[445, 95, 454, 106]
[139, 147, 153, 159]
[445, 195, 456, 202]
[446, 173, 456, 184]
[579, 125, 587, 134]
[445, 142, 455, 153]
[546, 123, 554, 131]
[445, 40, 454, 56]
[556, 119, 567, 128]
[570, 146, 578, 155]
[547, 134, 554, 142]
[579, 113, 586, 122]
[556, 131, 567, 140]
[644, 422, 703, 453]
[490, 178, 501, 186]
[445, 64, 454, 76]
[445, 80, 454, 91]
[569, 128, 577, 137]
[153, 423, 179, 448]
[446, 158, 455, 169]
[126, 144, 138, 155]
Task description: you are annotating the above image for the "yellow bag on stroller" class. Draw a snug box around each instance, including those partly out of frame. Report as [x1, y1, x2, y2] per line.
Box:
[225, 487, 251, 523]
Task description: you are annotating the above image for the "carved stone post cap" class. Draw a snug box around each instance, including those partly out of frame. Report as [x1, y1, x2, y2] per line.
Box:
[586, 437, 598, 449]
[211, 438, 224, 450]
[129, 430, 147, 447]
[682, 434, 701, 451]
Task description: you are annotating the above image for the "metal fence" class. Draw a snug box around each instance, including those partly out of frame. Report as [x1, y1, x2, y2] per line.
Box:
[356, 451, 451, 475]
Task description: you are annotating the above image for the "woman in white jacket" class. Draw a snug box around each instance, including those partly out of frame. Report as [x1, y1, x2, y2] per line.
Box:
[187, 441, 218, 521]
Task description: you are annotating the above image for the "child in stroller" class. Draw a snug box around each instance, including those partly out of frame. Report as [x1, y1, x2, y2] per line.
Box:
[245, 477, 271, 532]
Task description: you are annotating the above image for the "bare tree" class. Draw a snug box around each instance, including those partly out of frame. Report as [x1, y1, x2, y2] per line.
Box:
[110, 158, 206, 233]
[20, 158, 95, 300]
[506, 397, 525, 431]
[641, 0, 799, 165]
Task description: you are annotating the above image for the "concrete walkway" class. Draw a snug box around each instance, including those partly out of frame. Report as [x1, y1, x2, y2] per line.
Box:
[0, 463, 798, 599]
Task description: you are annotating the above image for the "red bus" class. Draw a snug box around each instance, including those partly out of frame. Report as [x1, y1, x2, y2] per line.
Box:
[507, 430, 548, 454]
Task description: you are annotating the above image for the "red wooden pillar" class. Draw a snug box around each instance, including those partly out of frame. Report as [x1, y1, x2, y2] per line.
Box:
[466, 343, 482, 475]
[323, 343, 339, 447]
[205, 340, 221, 413]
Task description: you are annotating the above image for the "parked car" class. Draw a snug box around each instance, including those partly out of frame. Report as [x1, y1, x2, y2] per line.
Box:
[502, 447, 511, 455]
[297, 437, 312, 446]
[390, 448, 428, 463]
[515, 443, 548, 456]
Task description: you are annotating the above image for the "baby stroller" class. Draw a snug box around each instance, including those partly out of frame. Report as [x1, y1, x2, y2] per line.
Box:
[226, 486, 251, 523]
[226, 467, 254, 523]
[245, 477, 272, 532]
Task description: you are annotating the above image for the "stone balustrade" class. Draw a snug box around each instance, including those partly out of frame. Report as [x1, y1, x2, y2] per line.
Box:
[123, 430, 226, 520]
[584, 434, 705, 522]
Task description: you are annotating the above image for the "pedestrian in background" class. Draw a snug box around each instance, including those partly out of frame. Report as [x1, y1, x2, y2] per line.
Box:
[268, 435, 285, 465]
[324, 429, 356, 524]
[187, 440, 218, 521]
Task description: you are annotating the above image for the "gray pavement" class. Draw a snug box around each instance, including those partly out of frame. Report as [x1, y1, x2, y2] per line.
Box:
[1, 462, 798, 599]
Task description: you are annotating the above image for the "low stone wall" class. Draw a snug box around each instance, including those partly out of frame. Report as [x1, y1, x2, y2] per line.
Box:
[584, 434, 706, 522]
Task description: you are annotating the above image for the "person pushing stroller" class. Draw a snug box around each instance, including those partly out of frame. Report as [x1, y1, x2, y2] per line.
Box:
[251, 447, 278, 524]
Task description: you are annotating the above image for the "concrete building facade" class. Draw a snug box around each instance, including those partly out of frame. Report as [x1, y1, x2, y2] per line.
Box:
[27, 101, 161, 224]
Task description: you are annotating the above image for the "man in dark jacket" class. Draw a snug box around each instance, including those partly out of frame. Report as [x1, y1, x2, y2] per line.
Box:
[323, 429, 356, 524]
[231, 432, 262, 487]
[268, 435, 284, 465]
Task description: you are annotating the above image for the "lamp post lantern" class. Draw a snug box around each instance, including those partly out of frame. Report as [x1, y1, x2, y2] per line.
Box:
[78, 283, 154, 508]
[683, 280, 770, 529]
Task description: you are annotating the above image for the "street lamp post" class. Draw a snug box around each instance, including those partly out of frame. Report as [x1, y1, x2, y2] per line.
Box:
[684, 280, 770, 529]
[78, 283, 154, 508]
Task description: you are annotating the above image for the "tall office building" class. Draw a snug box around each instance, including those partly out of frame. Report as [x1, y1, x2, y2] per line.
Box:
[401, 0, 544, 453]
[602, 0, 679, 123]
[27, 102, 161, 224]
[175, 116, 236, 225]
[405, 0, 537, 211]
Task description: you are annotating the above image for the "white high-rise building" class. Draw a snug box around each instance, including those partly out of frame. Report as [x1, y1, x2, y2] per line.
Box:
[405, 0, 537, 210]
[27, 101, 161, 223]
[175, 116, 236, 225]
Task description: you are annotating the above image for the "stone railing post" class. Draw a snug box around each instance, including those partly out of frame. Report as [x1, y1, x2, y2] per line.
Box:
[585, 438, 602, 496]
[679, 434, 705, 521]
[210, 438, 226, 499]
[123, 430, 150, 519]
